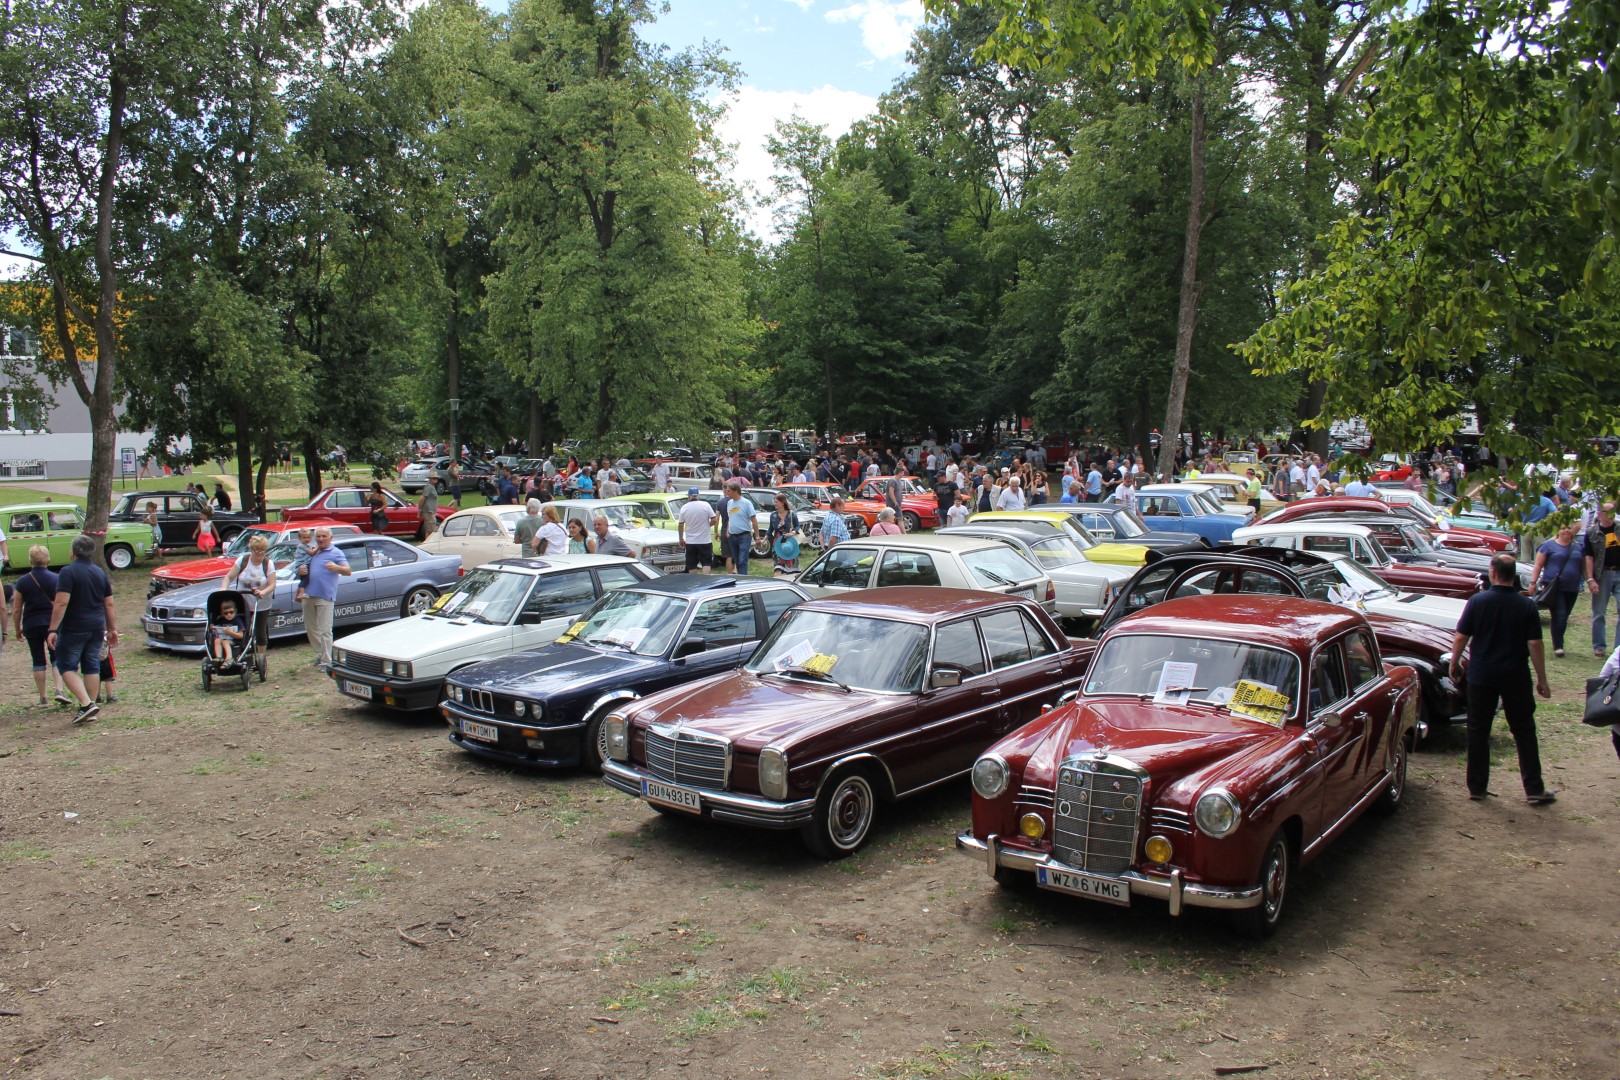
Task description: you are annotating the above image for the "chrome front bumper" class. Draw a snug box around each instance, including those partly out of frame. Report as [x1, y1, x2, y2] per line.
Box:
[602, 759, 817, 829]
[955, 832, 1263, 914]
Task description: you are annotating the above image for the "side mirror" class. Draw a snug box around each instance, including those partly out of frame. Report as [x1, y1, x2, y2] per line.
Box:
[1318, 710, 1342, 729]
[929, 668, 962, 689]
[675, 636, 707, 659]
[517, 610, 547, 625]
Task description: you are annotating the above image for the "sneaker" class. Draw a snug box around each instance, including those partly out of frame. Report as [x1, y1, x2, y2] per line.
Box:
[104, 692, 118, 704]
[1468, 791, 1491, 801]
[1554, 648, 1565, 658]
[1597, 649, 1607, 658]
[1526, 790, 1558, 805]
[72, 702, 100, 725]
[54, 692, 74, 707]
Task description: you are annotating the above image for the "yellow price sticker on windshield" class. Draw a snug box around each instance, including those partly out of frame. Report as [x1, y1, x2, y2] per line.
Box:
[556, 621, 587, 644]
[1229, 681, 1290, 726]
[429, 593, 450, 612]
[801, 653, 840, 675]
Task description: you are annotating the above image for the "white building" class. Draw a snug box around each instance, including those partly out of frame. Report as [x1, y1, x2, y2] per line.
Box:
[0, 324, 169, 481]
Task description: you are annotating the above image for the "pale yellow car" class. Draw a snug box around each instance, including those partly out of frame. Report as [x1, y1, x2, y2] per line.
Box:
[1197, 472, 1286, 513]
[1222, 450, 1268, 481]
[965, 509, 1152, 567]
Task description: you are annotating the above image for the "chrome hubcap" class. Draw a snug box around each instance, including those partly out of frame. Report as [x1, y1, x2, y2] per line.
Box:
[829, 778, 873, 848]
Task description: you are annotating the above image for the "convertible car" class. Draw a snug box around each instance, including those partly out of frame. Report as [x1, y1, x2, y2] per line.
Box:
[958, 594, 1421, 937]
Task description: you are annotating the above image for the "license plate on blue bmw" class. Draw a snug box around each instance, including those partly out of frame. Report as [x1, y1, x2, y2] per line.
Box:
[1037, 866, 1130, 906]
[460, 719, 498, 742]
[642, 778, 701, 813]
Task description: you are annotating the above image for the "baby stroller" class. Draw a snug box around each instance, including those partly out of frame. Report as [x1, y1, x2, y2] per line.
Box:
[200, 589, 265, 692]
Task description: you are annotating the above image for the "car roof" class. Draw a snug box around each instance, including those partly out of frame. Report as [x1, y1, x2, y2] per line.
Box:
[1150, 547, 1338, 574]
[828, 534, 1012, 553]
[1115, 594, 1364, 650]
[5, 503, 79, 513]
[800, 587, 1043, 622]
[972, 510, 1072, 521]
[630, 574, 803, 597]
[445, 505, 525, 516]
[937, 524, 1050, 544]
[1239, 521, 1374, 538]
[120, 489, 197, 498]
[470, 554, 640, 575]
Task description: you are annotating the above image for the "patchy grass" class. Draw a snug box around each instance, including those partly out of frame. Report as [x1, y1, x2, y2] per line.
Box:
[0, 840, 52, 862]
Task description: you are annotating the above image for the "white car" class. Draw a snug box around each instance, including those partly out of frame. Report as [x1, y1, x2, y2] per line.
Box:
[419, 505, 531, 571]
[794, 534, 1057, 615]
[937, 525, 1134, 622]
[326, 555, 659, 711]
[546, 501, 685, 574]
[1178, 481, 1257, 521]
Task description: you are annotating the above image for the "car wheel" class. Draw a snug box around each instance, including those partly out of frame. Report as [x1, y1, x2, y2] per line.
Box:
[1232, 829, 1292, 940]
[104, 544, 134, 571]
[1374, 734, 1409, 815]
[218, 527, 242, 545]
[902, 511, 920, 533]
[580, 706, 620, 774]
[401, 586, 437, 618]
[993, 864, 1036, 892]
[751, 534, 771, 558]
[801, 766, 880, 859]
[435, 478, 448, 495]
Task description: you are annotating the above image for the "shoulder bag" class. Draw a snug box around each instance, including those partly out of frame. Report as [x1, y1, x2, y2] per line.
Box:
[1582, 669, 1620, 726]
[1534, 541, 1577, 608]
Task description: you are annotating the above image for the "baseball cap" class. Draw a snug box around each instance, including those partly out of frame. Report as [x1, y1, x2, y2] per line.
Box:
[687, 487, 700, 496]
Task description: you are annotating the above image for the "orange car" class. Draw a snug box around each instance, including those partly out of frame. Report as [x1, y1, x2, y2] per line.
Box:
[855, 476, 943, 530]
[781, 482, 886, 529]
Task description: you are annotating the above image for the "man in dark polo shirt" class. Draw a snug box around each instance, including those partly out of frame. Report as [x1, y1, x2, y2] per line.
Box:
[1449, 553, 1555, 804]
[44, 534, 118, 725]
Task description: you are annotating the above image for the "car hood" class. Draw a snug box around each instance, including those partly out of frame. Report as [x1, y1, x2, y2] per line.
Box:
[1363, 591, 1467, 629]
[1048, 561, 1136, 584]
[1378, 562, 1481, 591]
[628, 670, 893, 749]
[449, 641, 662, 694]
[153, 556, 237, 582]
[1020, 699, 1280, 783]
[620, 526, 681, 544]
[338, 614, 511, 662]
[1361, 611, 1454, 660]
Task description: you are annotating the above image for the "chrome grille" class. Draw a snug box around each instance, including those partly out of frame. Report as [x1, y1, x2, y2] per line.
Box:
[344, 653, 385, 677]
[1016, 785, 1055, 809]
[1149, 808, 1192, 834]
[1053, 757, 1144, 875]
[644, 727, 730, 789]
[464, 689, 493, 714]
[153, 607, 170, 620]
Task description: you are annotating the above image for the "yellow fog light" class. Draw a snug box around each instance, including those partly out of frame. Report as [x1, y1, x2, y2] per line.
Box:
[1019, 813, 1046, 840]
[1144, 835, 1174, 865]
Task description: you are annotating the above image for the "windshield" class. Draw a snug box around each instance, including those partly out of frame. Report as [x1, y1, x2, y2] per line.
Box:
[752, 488, 815, 513]
[431, 568, 533, 625]
[1084, 633, 1300, 721]
[224, 528, 270, 557]
[1107, 509, 1148, 538]
[1299, 561, 1397, 603]
[962, 547, 1043, 587]
[1027, 535, 1088, 569]
[1191, 491, 1226, 514]
[562, 590, 688, 656]
[747, 609, 929, 693]
[495, 511, 525, 536]
[584, 504, 650, 530]
[265, 541, 307, 569]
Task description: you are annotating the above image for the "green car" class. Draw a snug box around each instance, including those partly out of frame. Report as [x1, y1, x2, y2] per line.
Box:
[3, 503, 156, 571]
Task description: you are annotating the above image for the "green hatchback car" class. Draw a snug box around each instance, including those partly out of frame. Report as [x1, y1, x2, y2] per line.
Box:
[3, 503, 156, 571]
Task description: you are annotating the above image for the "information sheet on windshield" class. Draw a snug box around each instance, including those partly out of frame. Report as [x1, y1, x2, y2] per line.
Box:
[1153, 662, 1200, 704]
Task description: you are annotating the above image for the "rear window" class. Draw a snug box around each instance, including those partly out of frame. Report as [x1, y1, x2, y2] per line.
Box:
[961, 547, 1042, 588]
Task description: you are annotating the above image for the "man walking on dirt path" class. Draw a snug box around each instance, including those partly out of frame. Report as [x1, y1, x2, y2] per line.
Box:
[44, 534, 117, 725]
[1450, 552, 1557, 805]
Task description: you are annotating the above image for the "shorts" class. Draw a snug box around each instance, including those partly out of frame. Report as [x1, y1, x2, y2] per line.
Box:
[684, 543, 713, 572]
[25, 626, 52, 671]
[54, 629, 104, 676]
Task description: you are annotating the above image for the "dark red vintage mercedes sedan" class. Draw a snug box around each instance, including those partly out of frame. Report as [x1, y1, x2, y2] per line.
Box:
[601, 588, 1093, 857]
[957, 594, 1421, 938]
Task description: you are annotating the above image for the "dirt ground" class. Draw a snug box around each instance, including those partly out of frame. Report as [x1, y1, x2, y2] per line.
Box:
[2, 584, 1618, 1080]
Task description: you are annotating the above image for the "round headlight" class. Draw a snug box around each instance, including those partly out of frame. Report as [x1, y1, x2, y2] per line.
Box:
[1144, 835, 1174, 864]
[512, 700, 527, 718]
[1194, 790, 1242, 838]
[970, 754, 1010, 800]
[604, 715, 629, 761]
[1018, 813, 1045, 840]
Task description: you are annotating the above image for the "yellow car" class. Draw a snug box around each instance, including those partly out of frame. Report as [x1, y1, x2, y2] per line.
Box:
[1196, 472, 1285, 513]
[965, 509, 1152, 567]
[1222, 450, 1268, 481]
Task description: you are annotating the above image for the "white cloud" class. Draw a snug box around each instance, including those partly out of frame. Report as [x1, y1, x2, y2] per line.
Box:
[714, 83, 879, 240]
[779, 0, 815, 10]
[824, 0, 922, 62]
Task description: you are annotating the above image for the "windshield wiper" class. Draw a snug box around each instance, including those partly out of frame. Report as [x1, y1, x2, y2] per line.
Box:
[584, 636, 634, 651]
[766, 665, 853, 693]
[977, 569, 1015, 587]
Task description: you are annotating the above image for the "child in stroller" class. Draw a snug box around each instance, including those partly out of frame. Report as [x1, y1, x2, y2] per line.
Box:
[208, 596, 247, 662]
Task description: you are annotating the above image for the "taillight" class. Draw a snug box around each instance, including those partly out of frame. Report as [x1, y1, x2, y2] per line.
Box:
[1046, 581, 1056, 603]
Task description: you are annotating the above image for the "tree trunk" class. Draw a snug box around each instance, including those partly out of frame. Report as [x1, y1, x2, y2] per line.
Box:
[1155, 85, 1207, 484]
[82, 23, 130, 567]
[255, 455, 270, 520]
[235, 403, 255, 513]
[302, 437, 323, 497]
[526, 390, 545, 453]
[445, 269, 461, 459]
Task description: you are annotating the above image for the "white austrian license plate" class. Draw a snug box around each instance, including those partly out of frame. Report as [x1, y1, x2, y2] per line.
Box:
[342, 680, 374, 700]
[1036, 866, 1130, 906]
[642, 778, 702, 813]
[143, 618, 162, 633]
[460, 719, 498, 743]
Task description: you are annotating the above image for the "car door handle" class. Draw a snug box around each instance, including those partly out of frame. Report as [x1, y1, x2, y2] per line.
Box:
[354, 575, 371, 582]
[981, 688, 1001, 698]
[1352, 711, 1370, 723]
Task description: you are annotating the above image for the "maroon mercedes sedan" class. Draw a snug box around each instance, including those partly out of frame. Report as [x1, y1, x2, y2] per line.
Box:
[601, 588, 1093, 857]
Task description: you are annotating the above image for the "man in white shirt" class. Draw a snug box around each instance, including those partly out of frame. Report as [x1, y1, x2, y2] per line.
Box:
[1288, 459, 1307, 496]
[1306, 456, 1321, 490]
[677, 489, 718, 574]
[652, 460, 670, 492]
[996, 476, 1026, 512]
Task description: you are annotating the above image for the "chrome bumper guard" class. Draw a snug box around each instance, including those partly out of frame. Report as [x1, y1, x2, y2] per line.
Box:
[602, 760, 817, 829]
[955, 832, 1263, 913]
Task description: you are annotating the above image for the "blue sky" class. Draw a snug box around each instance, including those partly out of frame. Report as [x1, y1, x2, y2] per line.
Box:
[619, 0, 925, 237]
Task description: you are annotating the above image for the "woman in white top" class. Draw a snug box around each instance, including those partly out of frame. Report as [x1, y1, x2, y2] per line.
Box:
[1596, 646, 1620, 762]
[224, 534, 278, 671]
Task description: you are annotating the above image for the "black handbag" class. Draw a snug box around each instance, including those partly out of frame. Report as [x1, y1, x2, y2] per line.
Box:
[1583, 672, 1620, 726]
[1534, 541, 1578, 608]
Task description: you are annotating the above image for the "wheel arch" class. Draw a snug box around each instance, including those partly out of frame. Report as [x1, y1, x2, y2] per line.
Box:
[814, 753, 897, 802]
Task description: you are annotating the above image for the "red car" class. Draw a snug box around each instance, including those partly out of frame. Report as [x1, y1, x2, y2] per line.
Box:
[1258, 496, 1509, 553]
[959, 594, 1421, 937]
[1370, 454, 1417, 482]
[602, 588, 1091, 857]
[280, 486, 453, 538]
[781, 482, 887, 529]
[855, 476, 942, 530]
[146, 519, 360, 597]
